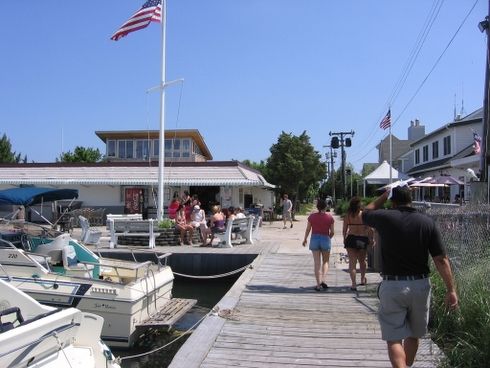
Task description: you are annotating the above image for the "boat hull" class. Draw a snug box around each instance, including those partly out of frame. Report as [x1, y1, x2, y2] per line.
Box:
[0, 264, 174, 348]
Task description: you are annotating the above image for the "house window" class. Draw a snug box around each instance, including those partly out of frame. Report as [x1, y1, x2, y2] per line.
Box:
[443, 136, 451, 155]
[182, 139, 191, 158]
[423, 145, 429, 162]
[136, 140, 150, 159]
[152, 139, 159, 157]
[415, 149, 420, 164]
[118, 140, 134, 159]
[107, 140, 116, 157]
[173, 139, 181, 158]
[432, 141, 439, 159]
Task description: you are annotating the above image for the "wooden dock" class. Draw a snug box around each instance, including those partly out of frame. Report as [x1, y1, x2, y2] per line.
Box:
[169, 242, 443, 367]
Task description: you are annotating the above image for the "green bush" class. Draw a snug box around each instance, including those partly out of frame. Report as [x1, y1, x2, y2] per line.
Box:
[158, 218, 175, 229]
[430, 261, 490, 367]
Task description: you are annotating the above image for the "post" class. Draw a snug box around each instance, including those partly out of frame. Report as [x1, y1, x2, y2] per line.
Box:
[480, 5, 490, 193]
[157, 0, 167, 221]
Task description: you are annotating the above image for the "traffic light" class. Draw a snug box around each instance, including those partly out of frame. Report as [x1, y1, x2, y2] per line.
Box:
[345, 138, 352, 147]
[331, 136, 339, 148]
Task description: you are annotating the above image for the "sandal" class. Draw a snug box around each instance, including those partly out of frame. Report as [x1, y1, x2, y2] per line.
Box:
[360, 277, 367, 286]
[314, 286, 321, 292]
[350, 287, 357, 291]
[320, 282, 329, 289]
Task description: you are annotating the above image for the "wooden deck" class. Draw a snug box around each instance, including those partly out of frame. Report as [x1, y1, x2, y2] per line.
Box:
[169, 249, 443, 368]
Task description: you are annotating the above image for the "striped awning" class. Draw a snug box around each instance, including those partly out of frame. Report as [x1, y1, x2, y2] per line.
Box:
[0, 164, 275, 188]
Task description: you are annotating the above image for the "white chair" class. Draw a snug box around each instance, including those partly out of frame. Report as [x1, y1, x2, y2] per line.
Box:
[61, 244, 93, 277]
[79, 215, 102, 245]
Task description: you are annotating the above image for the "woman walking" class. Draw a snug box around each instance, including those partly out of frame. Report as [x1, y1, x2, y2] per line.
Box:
[343, 196, 374, 290]
[302, 199, 335, 291]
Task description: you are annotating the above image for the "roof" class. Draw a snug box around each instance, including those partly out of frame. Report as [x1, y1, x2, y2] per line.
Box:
[95, 129, 213, 160]
[0, 161, 275, 188]
[410, 107, 483, 146]
[363, 161, 408, 184]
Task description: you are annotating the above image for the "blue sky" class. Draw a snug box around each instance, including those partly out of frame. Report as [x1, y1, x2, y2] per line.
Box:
[0, 1, 486, 172]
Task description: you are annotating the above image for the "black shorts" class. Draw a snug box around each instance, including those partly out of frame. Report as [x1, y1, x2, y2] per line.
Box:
[344, 235, 369, 250]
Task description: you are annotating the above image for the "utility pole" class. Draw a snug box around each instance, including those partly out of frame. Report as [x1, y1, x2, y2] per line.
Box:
[323, 146, 337, 202]
[329, 130, 355, 199]
[479, 7, 490, 200]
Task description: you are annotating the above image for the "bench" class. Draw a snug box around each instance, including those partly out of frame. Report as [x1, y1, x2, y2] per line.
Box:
[106, 218, 160, 249]
[213, 216, 254, 248]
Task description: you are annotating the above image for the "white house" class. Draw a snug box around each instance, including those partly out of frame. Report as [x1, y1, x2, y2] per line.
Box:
[406, 108, 483, 201]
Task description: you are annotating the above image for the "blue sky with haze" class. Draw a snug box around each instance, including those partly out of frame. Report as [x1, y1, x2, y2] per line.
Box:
[0, 1, 487, 172]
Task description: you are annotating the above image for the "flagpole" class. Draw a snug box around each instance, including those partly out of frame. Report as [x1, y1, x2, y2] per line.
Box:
[389, 114, 393, 184]
[157, 0, 167, 221]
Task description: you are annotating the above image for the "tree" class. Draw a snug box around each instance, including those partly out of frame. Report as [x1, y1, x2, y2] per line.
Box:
[0, 133, 26, 163]
[241, 159, 268, 176]
[57, 146, 102, 163]
[265, 131, 326, 202]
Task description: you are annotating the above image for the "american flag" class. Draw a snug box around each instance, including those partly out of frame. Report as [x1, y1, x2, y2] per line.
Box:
[473, 132, 482, 155]
[379, 109, 391, 130]
[111, 0, 162, 41]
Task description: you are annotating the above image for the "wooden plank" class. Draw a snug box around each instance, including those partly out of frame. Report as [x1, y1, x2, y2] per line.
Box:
[136, 298, 196, 328]
[169, 251, 443, 368]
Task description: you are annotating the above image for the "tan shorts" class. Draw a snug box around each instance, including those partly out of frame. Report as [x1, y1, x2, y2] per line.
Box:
[283, 212, 292, 221]
[378, 278, 431, 341]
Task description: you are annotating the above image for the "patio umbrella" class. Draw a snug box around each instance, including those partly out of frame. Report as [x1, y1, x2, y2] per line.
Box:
[429, 176, 464, 186]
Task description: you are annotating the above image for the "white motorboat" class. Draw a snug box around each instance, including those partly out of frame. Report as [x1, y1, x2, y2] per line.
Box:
[0, 187, 177, 348]
[0, 278, 120, 368]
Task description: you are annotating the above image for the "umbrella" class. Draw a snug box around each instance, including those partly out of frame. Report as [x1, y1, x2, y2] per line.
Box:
[428, 176, 464, 186]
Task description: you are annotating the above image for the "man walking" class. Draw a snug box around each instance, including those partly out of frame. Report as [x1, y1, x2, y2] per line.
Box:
[282, 194, 293, 229]
[362, 186, 458, 368]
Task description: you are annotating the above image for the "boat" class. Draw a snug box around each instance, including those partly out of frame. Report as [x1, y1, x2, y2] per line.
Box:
[0, 278, 120, 367]
[0, 187, 179, 348]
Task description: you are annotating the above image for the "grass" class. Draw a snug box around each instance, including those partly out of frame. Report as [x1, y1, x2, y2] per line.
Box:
[429, 261, 490, 368]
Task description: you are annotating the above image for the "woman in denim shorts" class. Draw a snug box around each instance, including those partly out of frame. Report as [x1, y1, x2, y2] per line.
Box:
[302, 199, 335, 291]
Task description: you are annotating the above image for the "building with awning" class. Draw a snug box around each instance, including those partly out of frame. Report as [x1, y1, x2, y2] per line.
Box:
[0, 129, 276, 218]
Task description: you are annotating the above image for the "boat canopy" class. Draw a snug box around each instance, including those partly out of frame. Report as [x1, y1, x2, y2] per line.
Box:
[0, 187, 79, 206]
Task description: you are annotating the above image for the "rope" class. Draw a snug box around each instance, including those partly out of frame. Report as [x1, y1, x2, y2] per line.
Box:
[119, 306, 213, 362]
[172, 262, 254, 279]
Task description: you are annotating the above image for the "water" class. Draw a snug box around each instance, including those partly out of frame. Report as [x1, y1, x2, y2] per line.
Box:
[114, 274, 240, 368]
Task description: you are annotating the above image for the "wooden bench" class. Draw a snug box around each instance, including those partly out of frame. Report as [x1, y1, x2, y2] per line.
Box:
[213, 216, 254, 248]
[106, 218, 160, 249]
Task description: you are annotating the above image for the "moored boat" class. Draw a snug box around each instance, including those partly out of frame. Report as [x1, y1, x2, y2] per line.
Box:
[0, 278, 121, 367]
[0, 187, 178, 348]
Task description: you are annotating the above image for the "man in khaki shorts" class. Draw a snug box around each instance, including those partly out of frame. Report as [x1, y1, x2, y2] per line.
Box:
[362, 186, 458, 368]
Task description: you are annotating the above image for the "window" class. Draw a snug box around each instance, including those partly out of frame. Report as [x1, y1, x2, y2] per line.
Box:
[182, 139, 191, 158]
[415, 149, 420, 164]
[136, 140, 150, 159]
[432, 141, 439, 159]
[173, 139, 181, 158]
[117, 140, 134, 159]
[107, 140, 116, 157]
[423, 145, 429, 162]
[443, 136, 451, 155]
[152, 139, 159, 157]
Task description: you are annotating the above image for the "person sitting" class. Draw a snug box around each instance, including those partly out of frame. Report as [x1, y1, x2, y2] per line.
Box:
[168, 193, 180, 220]
[208, 205, 226, 246]
[235, 207, 246, 219]
[175, 204, 194, 245]
[190, 205, 211, 246]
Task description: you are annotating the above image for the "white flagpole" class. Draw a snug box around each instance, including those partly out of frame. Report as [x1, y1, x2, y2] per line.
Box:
[157, 0, 167, 221]
[389, 119, 393, 184]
